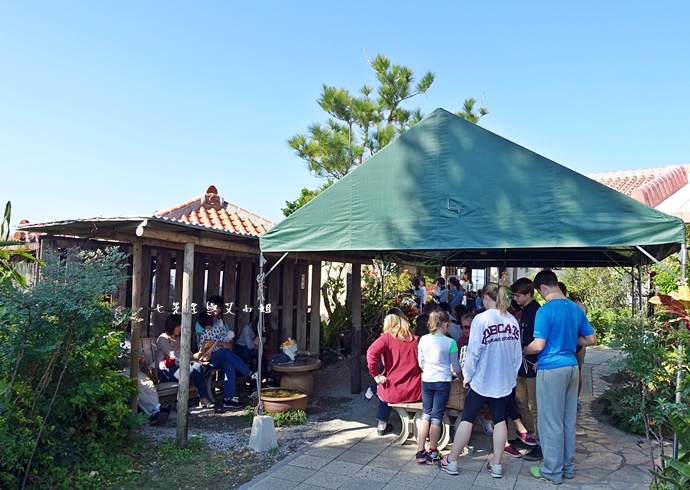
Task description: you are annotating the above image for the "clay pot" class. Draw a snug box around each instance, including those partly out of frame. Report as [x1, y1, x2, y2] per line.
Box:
[253, 388, 308, 413]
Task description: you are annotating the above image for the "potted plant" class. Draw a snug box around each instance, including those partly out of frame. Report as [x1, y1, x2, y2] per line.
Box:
[252, 388, 308, 413]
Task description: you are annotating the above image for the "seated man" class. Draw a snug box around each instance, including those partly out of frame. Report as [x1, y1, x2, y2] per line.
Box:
[120, 336, 171, 426]
[136, 354, 173, 426]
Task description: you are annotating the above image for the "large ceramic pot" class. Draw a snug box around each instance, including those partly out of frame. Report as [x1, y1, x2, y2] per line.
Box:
[253, 388, 308, 413]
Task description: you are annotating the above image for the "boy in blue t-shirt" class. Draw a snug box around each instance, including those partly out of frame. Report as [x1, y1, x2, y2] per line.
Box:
[523, 270, 596, 485]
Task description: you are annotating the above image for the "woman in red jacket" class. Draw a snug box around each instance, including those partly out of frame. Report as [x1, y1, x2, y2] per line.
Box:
[366, 308, 422, 435]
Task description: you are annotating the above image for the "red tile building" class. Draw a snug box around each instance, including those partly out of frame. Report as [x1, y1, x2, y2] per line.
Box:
[588, 164, 690, 223]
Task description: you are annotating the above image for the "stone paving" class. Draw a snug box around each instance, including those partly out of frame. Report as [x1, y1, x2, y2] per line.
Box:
[242, 347, 657, 489]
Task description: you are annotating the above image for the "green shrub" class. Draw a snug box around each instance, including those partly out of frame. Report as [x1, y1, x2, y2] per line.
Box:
[0, 247, 138, 488]
[268, 409, 307, 427]
[651, 405, 690, 489]
[243, 407, 307, 427]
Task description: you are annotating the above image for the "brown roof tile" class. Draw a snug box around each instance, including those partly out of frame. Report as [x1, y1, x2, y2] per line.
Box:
[154, 185, 275, 236]
[588, 165, 688, 208]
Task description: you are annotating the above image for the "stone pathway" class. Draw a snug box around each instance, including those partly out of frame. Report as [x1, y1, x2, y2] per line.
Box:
[241, 347, 657, 489]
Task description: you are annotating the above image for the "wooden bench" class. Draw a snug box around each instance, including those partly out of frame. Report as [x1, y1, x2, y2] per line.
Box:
[140, 337, 200, 403]
[388, 402, 460, 450]
[388, 378, 466, 451]
[139, 337, 251, 403]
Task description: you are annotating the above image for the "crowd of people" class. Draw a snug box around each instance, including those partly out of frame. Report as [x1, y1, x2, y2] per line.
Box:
[132, 294, 268, 426]
[367, 270, 597, 484]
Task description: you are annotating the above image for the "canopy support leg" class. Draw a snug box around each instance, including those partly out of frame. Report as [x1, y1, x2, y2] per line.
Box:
[673, 242, 687, 460]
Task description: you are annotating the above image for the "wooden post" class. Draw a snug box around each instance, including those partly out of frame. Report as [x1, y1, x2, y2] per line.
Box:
[309, 262, 321, 356]
[176, 242, 194, 447]
[129, 241, 143, 413]
[350, 263, 361, 394]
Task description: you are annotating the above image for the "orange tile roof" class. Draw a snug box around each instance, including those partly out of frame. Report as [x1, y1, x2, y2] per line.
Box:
[588, 165, 689, 208]
[154, 185, 275, 236]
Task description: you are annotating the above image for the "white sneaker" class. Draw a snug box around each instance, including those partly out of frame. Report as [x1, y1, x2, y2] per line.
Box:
[488, 462, 502, 478]
[439, 455, 458, 475]
[365, 386, 374, 401]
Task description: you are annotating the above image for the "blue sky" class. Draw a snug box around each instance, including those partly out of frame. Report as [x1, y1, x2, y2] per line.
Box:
[2, 1, 688, 226]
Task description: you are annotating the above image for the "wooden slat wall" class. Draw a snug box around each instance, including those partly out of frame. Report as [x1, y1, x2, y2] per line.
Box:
[206, 257, 222, 306]
[282, 260, 295, 341]
[267, 260, 281, 353]
[309, 262, 321, 356]
[295, 260, 308, 351]
[192, 253, 206, 316]
[237, 257, 253, 329]
[141, 248, 154, 337]
[152, 250, 171, 335]
[32, 236, 316, 357]
[174, 252, 183, 305]
[222, 256, 239, 332]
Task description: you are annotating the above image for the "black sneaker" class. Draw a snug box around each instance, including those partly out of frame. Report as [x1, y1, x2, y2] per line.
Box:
[149, 411, 168, 426]
[523, 445, 543, 461]
[223, 396, 243, 409]
[426, 450, 442, 465]
[510, 437, 530, 449]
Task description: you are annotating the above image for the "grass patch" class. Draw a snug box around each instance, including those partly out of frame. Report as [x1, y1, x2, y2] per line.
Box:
[106, 434, 267, 489]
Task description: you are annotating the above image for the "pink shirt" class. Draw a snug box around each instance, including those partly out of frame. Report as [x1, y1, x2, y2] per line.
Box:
[366, 333, 422, 404]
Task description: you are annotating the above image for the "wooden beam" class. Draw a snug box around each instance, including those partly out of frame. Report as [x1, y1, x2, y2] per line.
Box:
[3, 242, 39, 252]
[135, 222, 259, 255]
[309, 262, 322, 356]
[350, 263, 362, 394]
[176, 242, 194, 447]
[129, 241, 144, 412]
[262, 251, 371, 265]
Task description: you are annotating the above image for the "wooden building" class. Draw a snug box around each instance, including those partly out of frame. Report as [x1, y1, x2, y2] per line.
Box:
[16, 185, 322, 357]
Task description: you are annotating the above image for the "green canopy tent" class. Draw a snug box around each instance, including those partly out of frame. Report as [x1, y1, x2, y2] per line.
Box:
[260, 108, 686, 392]
[261, 108, 685, 268]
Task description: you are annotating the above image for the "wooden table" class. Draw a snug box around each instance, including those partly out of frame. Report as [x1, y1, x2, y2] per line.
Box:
[272, 358, 322, 397]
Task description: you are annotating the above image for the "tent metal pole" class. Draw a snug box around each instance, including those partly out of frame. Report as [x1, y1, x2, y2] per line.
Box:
[630, 267, 635, 317]
[635, 246, 681, 280]
[638, 260, 643, 312]
[255, 251, 288, 415]
[673, 242, 687, 460]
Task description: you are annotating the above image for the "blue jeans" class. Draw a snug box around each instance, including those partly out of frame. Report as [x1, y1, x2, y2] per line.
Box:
[158, 362, 209, 400]
[421, 381, 450, 424]
[209, 348, 251, 399]
[369, 383, 394, 422]
[537, 365, 579, 483]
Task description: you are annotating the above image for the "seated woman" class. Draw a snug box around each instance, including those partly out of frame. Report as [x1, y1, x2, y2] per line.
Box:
[197, 312, 254, 409]
[366, 308, 422, 436]
[156, 314, 214, 408]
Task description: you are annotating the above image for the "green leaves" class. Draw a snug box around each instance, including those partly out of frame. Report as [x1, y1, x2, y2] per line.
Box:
[455, 97, 490, 124]
[0, 201, 43, 287]
[286, 53, 489, 215]
[0, 247, 136, 487]
[288, 54, 435, 183]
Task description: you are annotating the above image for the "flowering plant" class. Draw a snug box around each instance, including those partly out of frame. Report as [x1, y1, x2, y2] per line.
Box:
[649, 284, 690, 329]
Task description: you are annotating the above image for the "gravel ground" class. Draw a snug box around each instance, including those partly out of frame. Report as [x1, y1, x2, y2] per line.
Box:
[137, 356, 375, 466]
